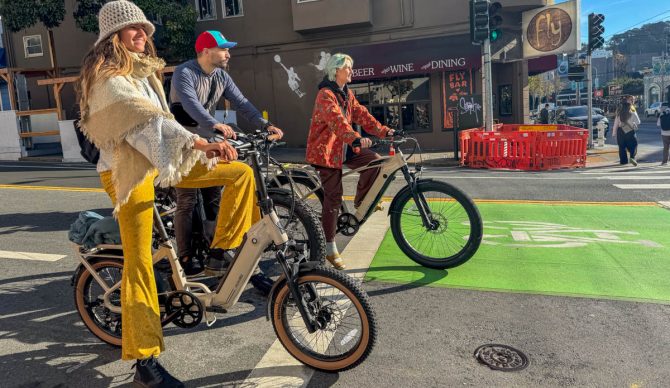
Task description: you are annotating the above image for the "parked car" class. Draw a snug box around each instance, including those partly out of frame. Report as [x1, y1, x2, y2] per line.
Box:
[645, 102, 669, 117]
[555, 106, 609, 138]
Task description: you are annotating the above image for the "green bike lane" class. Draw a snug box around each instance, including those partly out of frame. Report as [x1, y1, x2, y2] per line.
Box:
[309, 200, 670, 387]
[368, 201, 670, 304]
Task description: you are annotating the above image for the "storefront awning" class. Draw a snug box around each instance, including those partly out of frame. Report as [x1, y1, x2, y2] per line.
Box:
[528, 55, 558, 76]
[337, 36, 482, 81]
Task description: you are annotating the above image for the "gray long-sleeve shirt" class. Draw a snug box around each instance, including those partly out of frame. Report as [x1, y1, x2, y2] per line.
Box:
[170, 59, 267, 136]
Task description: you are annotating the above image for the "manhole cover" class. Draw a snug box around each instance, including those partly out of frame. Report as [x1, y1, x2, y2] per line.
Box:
[474, 344, 529, 371]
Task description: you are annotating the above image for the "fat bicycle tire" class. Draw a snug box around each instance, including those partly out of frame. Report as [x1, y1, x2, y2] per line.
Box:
[271, 266, 377, 372]
[73, 258, 124, 347]
[270, 192, 326, 265]
[390, 180, 483, 269]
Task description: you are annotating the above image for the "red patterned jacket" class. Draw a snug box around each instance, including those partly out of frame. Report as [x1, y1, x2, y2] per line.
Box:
[306, 84, 391, 169]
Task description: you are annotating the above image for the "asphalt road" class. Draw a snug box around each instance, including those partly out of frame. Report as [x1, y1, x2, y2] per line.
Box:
[0, 119, 668, 387]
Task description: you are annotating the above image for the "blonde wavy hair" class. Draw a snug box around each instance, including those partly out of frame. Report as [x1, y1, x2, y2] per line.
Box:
[77, 33, 159, 121]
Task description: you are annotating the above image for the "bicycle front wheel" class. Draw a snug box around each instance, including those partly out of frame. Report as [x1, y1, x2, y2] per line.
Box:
[271, 266, 377, 372]
[390, 180, 482, 269]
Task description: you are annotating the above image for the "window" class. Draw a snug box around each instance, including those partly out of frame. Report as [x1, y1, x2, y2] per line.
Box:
[352, 76, 432, 132]
[499, 84, 513, 116]
[223, 0, 243, 17]
[195, 0, 217, 21]
[23, 35, 43, 58]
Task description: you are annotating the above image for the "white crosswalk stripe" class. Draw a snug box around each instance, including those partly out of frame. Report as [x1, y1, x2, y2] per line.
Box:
[579, 163, 669, 195]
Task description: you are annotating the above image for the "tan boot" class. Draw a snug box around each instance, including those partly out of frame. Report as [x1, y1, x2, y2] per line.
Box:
[326, 253, 347, 270]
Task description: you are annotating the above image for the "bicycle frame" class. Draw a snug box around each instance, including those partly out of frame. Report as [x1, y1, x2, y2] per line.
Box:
[75, 139, 292, 315]
[276, 147, 420, 225]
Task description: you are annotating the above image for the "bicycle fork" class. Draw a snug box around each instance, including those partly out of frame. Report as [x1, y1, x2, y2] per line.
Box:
[399, 166, 436, 230]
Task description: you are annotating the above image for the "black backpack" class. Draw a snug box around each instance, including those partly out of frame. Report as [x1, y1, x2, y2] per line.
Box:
[74, 120, 100, 165]
[660, 112, 670, 131]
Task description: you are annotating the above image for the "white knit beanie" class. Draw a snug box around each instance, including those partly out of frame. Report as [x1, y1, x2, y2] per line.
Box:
[95, 0, 155, 46]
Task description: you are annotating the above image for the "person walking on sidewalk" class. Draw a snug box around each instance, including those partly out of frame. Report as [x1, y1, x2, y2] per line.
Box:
[169, 31, 282, 294]
[78, 1, 259, 386]
[305, 53, 394, 270]
[539, 104, 550, 124]
[612, 101, 641, 166]
[657, 107, 670, 165]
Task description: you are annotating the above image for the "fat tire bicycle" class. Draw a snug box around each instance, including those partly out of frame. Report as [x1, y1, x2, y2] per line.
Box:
[270, 131, 483, 269]
[71, 131, 376, 372]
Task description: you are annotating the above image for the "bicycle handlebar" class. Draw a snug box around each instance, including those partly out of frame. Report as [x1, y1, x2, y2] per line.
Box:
[351, 129, 408, 150]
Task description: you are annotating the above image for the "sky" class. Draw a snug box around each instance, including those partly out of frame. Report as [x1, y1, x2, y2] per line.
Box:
[562, 0, 670, 43]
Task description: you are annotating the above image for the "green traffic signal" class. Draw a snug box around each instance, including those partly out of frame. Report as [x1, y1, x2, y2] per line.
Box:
[490, 29, 500, 42]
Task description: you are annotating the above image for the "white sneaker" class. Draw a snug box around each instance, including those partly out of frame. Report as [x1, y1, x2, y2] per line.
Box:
[629, 158, 638, 166]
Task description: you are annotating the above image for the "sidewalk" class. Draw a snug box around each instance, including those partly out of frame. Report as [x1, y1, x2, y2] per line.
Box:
[271, 147, 460, 167]
[272, 144, 656, 170]
[586, 143, 659, 168]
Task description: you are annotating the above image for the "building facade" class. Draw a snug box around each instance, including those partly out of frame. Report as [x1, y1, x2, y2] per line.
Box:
[4, 0, 548, 150]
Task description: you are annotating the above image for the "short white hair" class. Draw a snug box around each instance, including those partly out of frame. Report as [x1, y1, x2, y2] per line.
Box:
[325, 53, 353, 81]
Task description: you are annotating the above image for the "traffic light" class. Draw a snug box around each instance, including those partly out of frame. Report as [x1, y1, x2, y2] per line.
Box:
[588, 13, 605, 53]
[470, 0, 490, 45]
[568, 65, 586, 81]
[488, 2, 503, 42]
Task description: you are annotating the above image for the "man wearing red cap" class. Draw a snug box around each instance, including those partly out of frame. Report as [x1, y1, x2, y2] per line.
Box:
[170, 30, 283, 293]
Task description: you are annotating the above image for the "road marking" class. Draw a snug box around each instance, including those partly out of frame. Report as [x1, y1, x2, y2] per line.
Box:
[0, 183, 659, 206]
[0, 184, 104, 193]
[613, 184, 670, 189]
[0, 163, 94, 170]
[597, 176, 670, 180]
[241, 203, 390, 387]
[580, 168, 668, 175]
[0, 250, 66, 262]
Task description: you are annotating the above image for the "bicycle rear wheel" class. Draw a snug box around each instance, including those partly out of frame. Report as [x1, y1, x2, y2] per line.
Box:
[271, 266, 376, 372]
[73, 258, 123, 347]
[390, 180, 482, 269]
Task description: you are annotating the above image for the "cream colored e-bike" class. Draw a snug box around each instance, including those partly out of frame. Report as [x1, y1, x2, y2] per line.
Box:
[72, 131, 377, 372]
[271, 131, 483, 269]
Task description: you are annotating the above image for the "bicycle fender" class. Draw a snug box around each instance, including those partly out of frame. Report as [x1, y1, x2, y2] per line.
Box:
[265, 261, 321, 320]
[267, 187, 292, 197]
[388, 178, 435, 215]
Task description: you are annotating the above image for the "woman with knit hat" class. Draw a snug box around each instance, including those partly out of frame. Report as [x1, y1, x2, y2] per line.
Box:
[77, 1, 259, 386]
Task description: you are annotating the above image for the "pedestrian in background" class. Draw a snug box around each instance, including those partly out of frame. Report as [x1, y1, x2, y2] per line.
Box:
[539, 103, 549, 124]
[612, 101, 641, 166]
[657, 107, 670, 166]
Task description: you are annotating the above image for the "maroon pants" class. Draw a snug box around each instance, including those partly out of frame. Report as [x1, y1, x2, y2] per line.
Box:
[315, 149, 381, 242]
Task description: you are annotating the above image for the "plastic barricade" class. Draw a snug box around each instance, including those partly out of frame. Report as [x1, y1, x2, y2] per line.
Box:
[459, 124, 588, 171]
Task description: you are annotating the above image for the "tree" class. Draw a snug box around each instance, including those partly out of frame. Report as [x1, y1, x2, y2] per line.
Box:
[607, 21, 670, 57]
[73, 0, 197, 64]
[528, 74, 558, 109]
[0, 0, 66, 72]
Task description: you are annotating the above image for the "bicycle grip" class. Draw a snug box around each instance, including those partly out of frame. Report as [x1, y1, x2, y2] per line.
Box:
[206, 150, 221, 159]
[351, 138, 361, 154]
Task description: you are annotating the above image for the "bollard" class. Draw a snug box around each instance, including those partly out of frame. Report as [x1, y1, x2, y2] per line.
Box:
[596, 121, 605, 147]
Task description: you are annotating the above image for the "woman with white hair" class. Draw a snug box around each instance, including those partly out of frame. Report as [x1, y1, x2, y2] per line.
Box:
[305, 53, 394, 270]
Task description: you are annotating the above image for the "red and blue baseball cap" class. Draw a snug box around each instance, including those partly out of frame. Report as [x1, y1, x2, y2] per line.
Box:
[195, 31, 237, 53]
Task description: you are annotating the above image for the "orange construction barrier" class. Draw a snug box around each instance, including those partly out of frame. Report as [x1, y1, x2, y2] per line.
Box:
[459, 124, 588, 170]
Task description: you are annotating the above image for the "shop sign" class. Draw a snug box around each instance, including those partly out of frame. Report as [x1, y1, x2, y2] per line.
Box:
[336, 36, 481, 81]
[522, 0, 579, 59]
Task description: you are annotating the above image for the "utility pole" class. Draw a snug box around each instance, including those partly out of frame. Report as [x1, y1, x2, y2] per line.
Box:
[483, 38, 493, 131]
[470, 0, 502, 131]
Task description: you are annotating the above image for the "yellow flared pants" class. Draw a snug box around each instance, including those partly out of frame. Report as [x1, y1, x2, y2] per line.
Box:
[100, 161, 260, 360]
